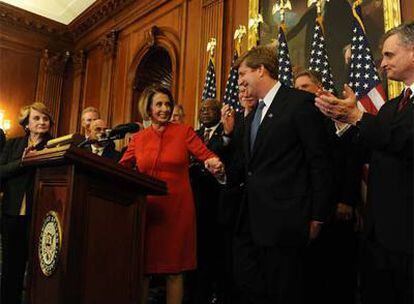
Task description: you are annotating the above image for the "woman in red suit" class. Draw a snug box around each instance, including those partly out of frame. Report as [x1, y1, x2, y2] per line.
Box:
[120, 85, 223, 304]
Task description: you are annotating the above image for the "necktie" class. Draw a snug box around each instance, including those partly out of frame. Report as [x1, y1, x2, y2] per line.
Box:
[250, 100, 265, 152]
[203, 128, 212, 143]
[398, 88, 412, 111]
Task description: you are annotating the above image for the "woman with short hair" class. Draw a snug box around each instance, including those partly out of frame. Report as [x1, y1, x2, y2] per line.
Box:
[0, 102, 53, 304]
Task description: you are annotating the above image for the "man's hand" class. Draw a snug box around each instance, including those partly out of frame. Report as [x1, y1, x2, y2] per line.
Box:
[315, 84, 363, 125]
[221, 104, 235, 135]
[205, 157, 225, 176]
[309, 220, 323, 241]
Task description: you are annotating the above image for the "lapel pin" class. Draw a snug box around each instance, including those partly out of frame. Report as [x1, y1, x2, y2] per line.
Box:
[268, 113, 274, 118]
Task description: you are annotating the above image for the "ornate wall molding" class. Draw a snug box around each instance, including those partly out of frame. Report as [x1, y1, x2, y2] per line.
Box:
[144, 26, 161, 48]
[69, 0, 135, 39]
[202, 0, 221, 8]
[36, 49, 70, 136]
[0, 2, 69, 39]
[99, 30, 120, 57]
[72, 50, 87, 73]
[42, 50, 71, 75]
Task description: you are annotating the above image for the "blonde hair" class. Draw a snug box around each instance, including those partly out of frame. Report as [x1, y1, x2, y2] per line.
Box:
[18, 102, 54, 131]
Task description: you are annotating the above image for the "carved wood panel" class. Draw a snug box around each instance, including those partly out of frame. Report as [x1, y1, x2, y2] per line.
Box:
[196, 0, 224, 125]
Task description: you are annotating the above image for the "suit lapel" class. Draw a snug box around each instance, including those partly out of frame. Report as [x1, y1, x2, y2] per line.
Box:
[250, 85, 290, 158]
[394, 93, 413, 121]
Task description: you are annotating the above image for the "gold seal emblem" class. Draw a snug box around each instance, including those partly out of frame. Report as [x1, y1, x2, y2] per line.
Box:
[38, 211, 62, 276]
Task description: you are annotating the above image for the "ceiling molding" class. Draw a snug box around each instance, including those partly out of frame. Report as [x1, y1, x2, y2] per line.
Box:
[0, 2, 68, 38]
[0, 0, 173, 45]
[68, 0, 135, 39]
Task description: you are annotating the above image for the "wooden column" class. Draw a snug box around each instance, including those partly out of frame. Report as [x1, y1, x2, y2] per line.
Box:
[69, 50, 87, 133]
[99, 30, 119, 126]
[36, 50, 70, 136]
[196, 0, 225, 125]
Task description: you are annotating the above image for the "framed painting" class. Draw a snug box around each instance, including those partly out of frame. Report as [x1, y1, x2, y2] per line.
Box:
[248, 0, 403, 98]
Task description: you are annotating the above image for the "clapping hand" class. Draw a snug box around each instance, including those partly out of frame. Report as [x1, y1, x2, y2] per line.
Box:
[315, 84, 363, 125]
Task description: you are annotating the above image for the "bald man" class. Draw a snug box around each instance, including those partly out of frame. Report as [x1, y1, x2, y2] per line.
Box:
[85, 119, 121, 162]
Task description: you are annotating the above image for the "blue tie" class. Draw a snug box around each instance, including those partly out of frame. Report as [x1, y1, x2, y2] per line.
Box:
[250, 100, 265, 152]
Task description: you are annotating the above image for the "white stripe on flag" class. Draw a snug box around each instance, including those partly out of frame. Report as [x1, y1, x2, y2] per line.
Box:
[367, 87, 385, 110]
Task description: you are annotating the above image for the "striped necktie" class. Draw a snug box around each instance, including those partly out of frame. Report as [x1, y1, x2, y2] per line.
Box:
[398, 88, 412, 111]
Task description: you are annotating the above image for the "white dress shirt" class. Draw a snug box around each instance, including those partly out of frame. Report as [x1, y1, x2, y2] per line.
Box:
[260, 81, 282, 123]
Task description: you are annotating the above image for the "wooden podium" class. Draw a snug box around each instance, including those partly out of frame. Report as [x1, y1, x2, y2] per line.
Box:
[22, 144, 167, 304]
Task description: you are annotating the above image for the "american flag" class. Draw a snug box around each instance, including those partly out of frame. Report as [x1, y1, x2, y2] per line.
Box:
[309, 19, 336, 93]
[202, 58, 217, 101]
[348, 3, 386, 114]
[277, 25, 293, 87]
[223, 51, 243, 112]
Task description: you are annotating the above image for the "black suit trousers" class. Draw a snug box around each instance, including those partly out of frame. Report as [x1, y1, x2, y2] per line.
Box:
[1, 215, 30, 304]
[233, 210, 304, 304]
[361, 236, 413, 304]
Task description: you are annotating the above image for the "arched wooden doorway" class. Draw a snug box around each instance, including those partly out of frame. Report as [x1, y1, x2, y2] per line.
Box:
[132, 46, 173, 122]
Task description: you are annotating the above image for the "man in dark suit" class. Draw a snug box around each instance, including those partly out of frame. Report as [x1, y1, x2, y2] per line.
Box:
[295, 70, 361, 304]
[231, 45, 333, 304]
[189, 98, 226, 304]
[83, 119, 121, 162]
[315, 22, 413, 304]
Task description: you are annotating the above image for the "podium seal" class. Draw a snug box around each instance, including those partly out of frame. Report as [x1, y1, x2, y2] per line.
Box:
[38, 211, 62, 276]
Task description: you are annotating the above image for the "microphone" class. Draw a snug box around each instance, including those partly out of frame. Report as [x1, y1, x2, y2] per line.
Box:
[106, 123, 140, 140]
[77, 137, 97, 148]
[78, 123, 140, 148]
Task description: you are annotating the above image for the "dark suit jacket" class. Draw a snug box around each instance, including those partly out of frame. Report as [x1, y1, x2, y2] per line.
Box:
[326, 121, 363, 208]
[220, 112, 247, 227]
[190, 123, 225, 217]
[0, 135, 51, 216]
[360, 93, 413, 253]
[240, 85, 333, 247]
[84, 142, 122, 163]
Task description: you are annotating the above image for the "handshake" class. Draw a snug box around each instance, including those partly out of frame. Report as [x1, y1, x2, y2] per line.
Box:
[204, 157, 225, 178]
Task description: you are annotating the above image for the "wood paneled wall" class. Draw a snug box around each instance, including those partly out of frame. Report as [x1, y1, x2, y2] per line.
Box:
[0, 0, 412, 139]
[63, 0, 250, 132]
[0, 44, 40, 138]
[0, 2, 70, 138]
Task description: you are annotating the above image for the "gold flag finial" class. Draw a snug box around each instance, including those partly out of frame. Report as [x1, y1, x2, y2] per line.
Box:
[207, 38, 217, 60]
[307, 0, 330, 16]
[248, 14, 263, 49]
[273, 0, 292, 24]
[353, 0, 363, 8]
[248, 14, 263, 31]
[234, 25, 247, 55]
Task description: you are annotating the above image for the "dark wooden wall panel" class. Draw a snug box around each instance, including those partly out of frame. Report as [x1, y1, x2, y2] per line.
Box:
[196, 0, 224, 126]
[179, 0, 202, 125]
[83, 48, 105, 111]
[58, 62, 74, 136]
[401, 0, 414, 22]
[112, 35, 130, 127]
[0, 44, 40, 138]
